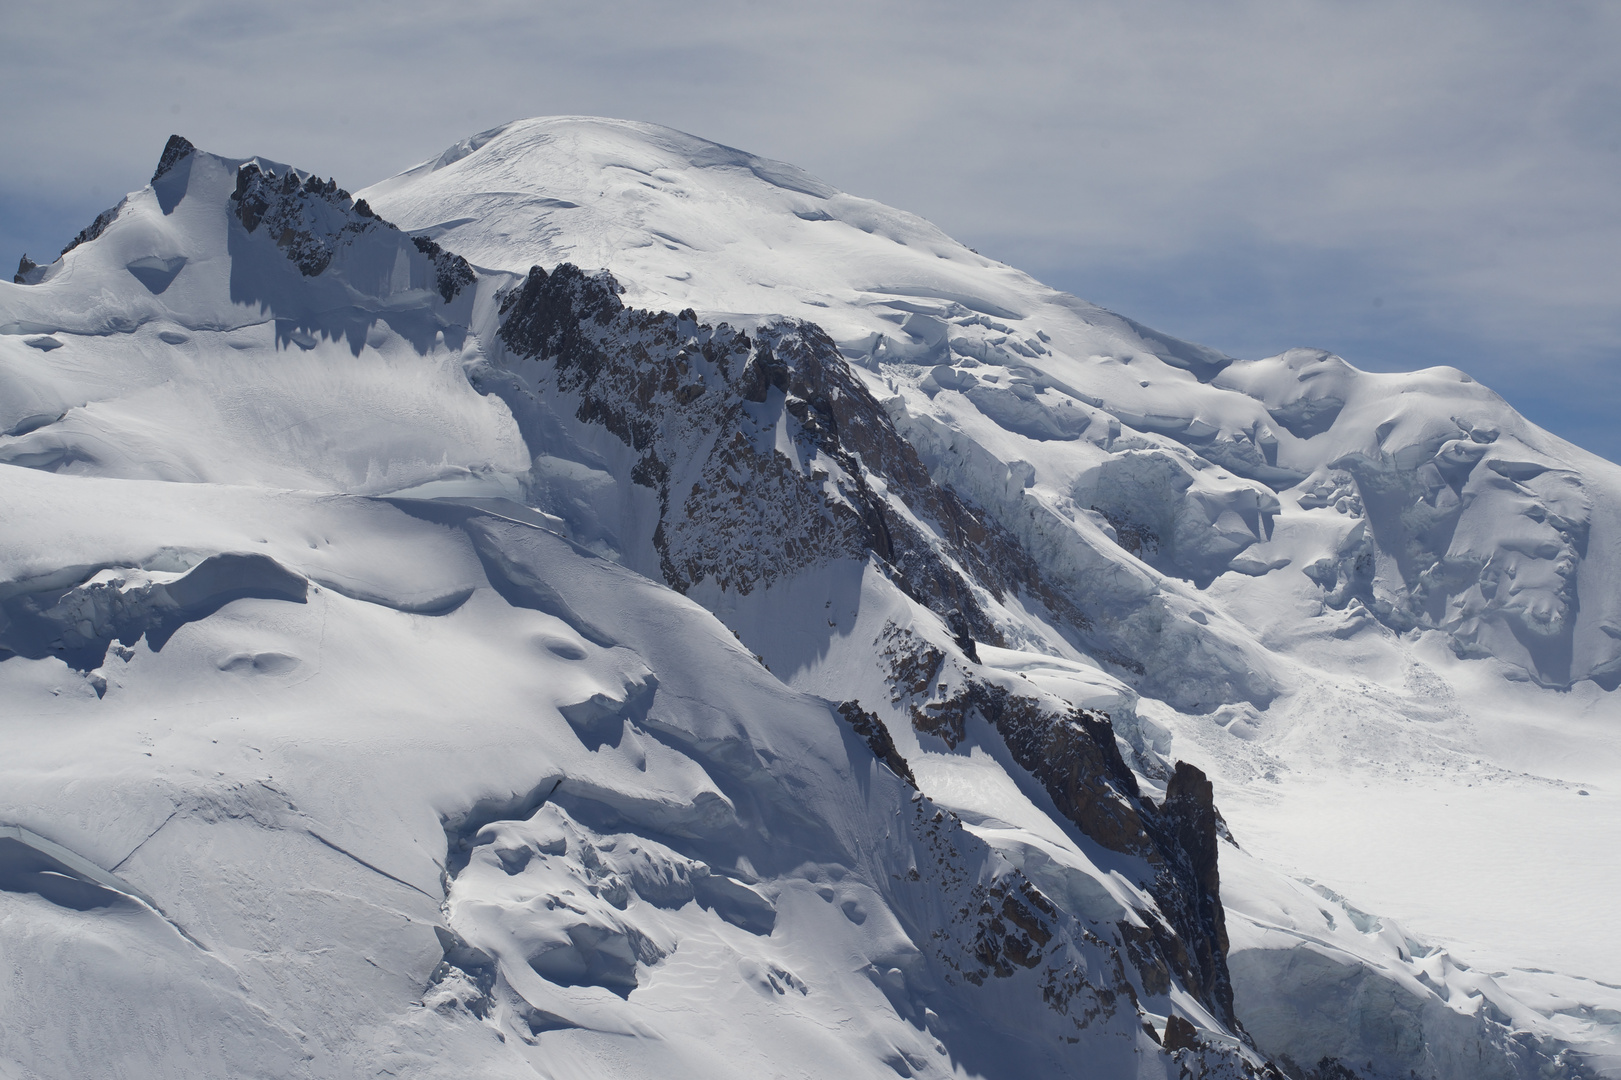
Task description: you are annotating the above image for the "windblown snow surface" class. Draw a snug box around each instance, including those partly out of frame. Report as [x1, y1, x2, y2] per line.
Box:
[1, 119, 1616, 1080]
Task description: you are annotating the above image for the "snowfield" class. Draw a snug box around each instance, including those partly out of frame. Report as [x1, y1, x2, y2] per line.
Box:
[1, 119, 1616, 1079]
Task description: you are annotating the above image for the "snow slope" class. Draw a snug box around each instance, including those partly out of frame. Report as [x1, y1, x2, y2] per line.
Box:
[0, 120, 1615, 1080]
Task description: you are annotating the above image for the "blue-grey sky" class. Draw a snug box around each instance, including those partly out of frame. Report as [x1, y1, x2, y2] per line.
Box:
[5, 0, 1619, 462]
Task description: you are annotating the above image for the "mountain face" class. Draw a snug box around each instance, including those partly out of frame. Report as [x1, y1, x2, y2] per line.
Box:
[2, 120, 1617, 1080]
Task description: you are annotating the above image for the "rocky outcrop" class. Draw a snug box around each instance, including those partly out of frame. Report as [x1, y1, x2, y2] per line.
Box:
[59, 207, 118, 258]
[1157, 762, 1234, 1026]
[879, 624, 1239, 1029]
[232, 164, 373, 277]
[837, 700, 917, 787]
[411, 234, 478, 303]
[151, 133, 196, 184]
[493, 264, 1092, 645]
[230, 160, 474, 298]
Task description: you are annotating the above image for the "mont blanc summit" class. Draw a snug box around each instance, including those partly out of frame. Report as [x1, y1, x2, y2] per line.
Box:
[2, 119, 1617, 1080]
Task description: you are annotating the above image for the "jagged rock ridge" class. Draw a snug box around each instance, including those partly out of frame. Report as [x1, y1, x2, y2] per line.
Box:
[230, 156, 474, 302]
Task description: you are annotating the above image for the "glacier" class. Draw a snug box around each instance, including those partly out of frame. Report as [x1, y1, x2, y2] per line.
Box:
[0, 120, 1616, 1079]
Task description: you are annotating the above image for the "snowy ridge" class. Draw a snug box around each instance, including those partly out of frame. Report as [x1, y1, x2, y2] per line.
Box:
[0, 121, 1615, 1080]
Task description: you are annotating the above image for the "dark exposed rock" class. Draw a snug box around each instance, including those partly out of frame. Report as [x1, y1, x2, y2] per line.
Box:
[945, 607, 981, 663]
[411, 234, 477, 303]
[494, 264, 1092, 646]
[877, 625, 1238, 1029]
[1268, 395, 1345, 440]
[967, 876, 1058, 979]
[499, 263, 625, 351]
[880, 626, 947, 722]
[890, 791, 1282, 1075]
[837, 700, 916, 787]
[60, 207, 118, 258]
[1157, 761, 1234, 1025]
[1163, 1013, 1200, 1053]
[231, 163, 365, 276]
[151, 134, 196, 184]
[902, 795, 1072, 991]
[229, 161, 474, 300]
[1118, 921, 1172, 995]
[981, 689, 1150, 853]
[13, 254, 37, 285]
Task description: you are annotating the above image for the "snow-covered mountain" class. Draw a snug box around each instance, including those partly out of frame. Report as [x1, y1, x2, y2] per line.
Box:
[2, 120, 1616, 1080]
